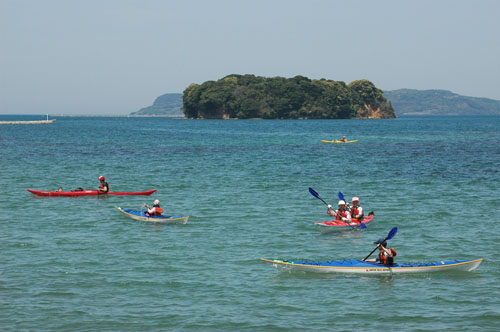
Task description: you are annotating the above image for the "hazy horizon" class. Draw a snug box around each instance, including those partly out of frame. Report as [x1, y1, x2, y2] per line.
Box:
[2, 0, 499, 115]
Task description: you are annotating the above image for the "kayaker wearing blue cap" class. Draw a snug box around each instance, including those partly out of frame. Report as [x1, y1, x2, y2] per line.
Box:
[327, 200, 352, 223]
[365, 239, 397, 265]
[97, 176, 109, 193]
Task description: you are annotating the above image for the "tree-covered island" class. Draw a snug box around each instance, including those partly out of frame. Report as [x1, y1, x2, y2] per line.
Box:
[182, 74, 395, 119]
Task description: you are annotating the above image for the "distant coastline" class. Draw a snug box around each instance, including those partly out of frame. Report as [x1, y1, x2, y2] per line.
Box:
[384, 89, 500, 116]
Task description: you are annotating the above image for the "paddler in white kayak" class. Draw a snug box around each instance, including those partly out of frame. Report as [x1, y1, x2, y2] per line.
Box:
[365, 238, 397, 265]
[145, 199, 164, 216]
[327, 200, 352, 224]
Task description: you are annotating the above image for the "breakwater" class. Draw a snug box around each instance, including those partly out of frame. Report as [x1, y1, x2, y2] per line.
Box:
[0, 119, 55, 125]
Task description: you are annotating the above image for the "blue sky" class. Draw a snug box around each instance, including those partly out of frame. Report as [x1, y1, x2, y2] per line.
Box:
[1, 0, 499, 114]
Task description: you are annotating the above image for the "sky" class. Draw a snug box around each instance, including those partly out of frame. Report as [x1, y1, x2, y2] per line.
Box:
[1, 0, 499, 115]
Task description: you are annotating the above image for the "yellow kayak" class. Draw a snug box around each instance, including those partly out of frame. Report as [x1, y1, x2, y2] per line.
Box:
[321, 139, 358, 143]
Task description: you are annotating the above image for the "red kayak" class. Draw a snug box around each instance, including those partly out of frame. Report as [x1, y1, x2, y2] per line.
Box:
[27, 189, 157, 197]
[314, 212, 374, 233]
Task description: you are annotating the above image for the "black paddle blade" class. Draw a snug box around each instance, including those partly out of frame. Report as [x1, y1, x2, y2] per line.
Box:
[308, 187, 320, 199]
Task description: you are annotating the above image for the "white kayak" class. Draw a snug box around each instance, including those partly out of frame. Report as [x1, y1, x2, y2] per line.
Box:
[115, 206, 189, 224]
[260, 258, 483, 275]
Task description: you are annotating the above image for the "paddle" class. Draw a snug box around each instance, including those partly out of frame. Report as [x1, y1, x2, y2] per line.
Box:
[309, 187, 356, 229]
[338, 191, 367, 229]
[362, 227, 398, 261]
[308, 187, 329, 206]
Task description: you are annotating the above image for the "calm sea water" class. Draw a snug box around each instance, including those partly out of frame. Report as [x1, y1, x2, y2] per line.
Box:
[1, 115, 499, 331]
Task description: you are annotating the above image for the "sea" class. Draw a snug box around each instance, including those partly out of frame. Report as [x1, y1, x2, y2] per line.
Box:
[1, 115, 499, 331]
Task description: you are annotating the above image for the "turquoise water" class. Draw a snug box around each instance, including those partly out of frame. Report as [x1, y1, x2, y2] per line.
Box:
[1, 116, 499, 331]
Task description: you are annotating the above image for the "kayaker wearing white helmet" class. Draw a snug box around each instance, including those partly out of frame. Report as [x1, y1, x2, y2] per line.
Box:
[327, 200, 352, 223]
[97, 176, 109, 193]
[146, 199, 163, 216]
[350, 196, 364, 220]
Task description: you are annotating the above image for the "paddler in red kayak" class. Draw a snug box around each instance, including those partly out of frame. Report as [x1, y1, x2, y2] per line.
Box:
[97, 176, 109, 193]
[327, 200, 352, 224]
[365, 239, 397, 265]
[350, 196, 364, 220]
[145, 199, 163, 216]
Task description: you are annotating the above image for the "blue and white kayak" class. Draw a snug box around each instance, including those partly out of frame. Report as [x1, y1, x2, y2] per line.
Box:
[115, 206, 189, 224]
[260, 258, 482, 275]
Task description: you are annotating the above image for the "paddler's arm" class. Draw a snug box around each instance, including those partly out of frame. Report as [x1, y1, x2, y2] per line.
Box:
[342, 210, 352, 223]
[378, 245, 393, 257]
[327, 205, 335, 217]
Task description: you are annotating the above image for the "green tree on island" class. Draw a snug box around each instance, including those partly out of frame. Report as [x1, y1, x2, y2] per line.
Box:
[182, 74, 395, 119]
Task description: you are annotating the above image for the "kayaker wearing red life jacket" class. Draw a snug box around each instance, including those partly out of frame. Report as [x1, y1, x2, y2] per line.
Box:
[350, 196, 364, 220]
[366, 239, 397, 265]
[146, 199, 163, 216]
[327, 200, 352, 223]
[97, 176, 109, 193]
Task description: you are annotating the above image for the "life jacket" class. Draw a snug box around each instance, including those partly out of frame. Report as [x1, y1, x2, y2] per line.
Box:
[336, 209, 347, 221]
[379, 248, 397, 265]
[152, 207, 163, 216]
[99, 182, 109, 192]
[351, 205, 363, 219]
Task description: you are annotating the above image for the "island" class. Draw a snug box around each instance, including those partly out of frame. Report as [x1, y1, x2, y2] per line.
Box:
[181, 75, 396, 119]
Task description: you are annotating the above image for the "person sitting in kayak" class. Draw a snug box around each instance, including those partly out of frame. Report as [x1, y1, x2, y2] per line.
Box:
[327, 200, 352, 223]
[340, 136, 347, 142]
[57, 187, 63, 192]
[350, 196, 364, 221]
[97, 176, 109, 193]
[146, 199, 163, 216]
[366, 239, 397, 265]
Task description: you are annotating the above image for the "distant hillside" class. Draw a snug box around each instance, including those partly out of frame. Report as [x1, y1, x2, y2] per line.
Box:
[384, 89, 500, 116]
[131, 93, 183, 116]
